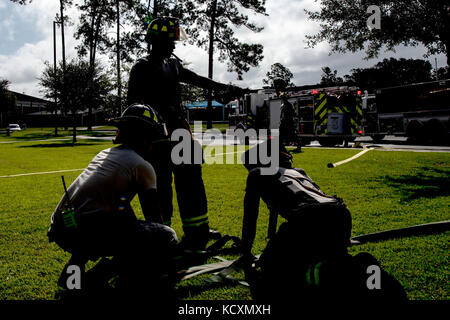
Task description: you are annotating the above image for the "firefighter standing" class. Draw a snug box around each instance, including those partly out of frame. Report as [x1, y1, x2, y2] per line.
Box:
[127, 17, 243, 250]
[280, 93, 302, 150]
[273, 78, 302, 151]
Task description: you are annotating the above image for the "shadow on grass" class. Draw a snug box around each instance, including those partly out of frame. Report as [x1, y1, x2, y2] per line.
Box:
[19, 142, 101, 148]
[3, 133, 68, 140]
[53, 280, 235, 301]
[382, 167, 450, 201]
[77, 131, 115, 137]
[175, 281, 240, 299]
[3, 130, 114, 140]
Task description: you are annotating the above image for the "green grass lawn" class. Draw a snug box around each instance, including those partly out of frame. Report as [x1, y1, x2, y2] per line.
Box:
[0, 135, 448, 300]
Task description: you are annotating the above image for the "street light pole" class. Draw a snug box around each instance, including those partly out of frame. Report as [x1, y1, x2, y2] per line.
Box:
[53, 21, 58, 136]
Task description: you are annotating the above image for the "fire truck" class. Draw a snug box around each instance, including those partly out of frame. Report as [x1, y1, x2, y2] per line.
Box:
[363, 79, 450, 143]
[228, 86, 364, 146]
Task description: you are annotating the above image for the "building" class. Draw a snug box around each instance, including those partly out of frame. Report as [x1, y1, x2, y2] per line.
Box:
[4, 90, 106, 127]
[1, 90, 50, 127]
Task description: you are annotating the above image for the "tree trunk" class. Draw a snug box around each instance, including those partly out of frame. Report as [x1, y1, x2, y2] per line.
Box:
[87, 4, 102, 131]
[207, 0, 217, 130]
[72, 109, 77, 144]
[86, 4, 97, 131]
[116, 0, 122, 116]
[446, 39, 449, 67]
[153, 0, 158, 17]
[60, 1, 66, 71]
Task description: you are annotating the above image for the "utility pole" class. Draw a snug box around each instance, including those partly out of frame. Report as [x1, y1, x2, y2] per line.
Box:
[206, 0, 217, 129]
[59, 1, 67, 104]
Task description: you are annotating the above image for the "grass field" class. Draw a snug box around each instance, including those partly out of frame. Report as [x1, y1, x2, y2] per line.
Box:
[0, 130, 448, 300]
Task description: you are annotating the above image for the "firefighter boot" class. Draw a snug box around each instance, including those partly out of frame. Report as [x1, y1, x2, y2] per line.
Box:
[179, 223, 210, 252]
[209, 228, 222, 240]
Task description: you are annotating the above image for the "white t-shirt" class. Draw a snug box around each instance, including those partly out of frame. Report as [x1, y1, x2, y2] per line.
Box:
[52, 145, 156, 222]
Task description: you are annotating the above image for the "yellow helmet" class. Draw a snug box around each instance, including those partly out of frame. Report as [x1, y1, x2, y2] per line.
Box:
[145, 16, 187, 43]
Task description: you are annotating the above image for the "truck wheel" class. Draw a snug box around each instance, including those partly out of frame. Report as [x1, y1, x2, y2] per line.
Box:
[370, 134, 385, 142]
[423, 119, 446, 144]
[300, 138, 312, 146]
[318, 137, 343, 147]
[405, 120, 424, 142]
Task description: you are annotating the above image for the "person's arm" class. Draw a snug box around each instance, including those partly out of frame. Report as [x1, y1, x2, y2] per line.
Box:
[139, 189, 163, 224]
[127, 60, 147, 105]
[179, 66, 229, 91]
[135, 161, 162, 223]
[241, 168, 263, 256]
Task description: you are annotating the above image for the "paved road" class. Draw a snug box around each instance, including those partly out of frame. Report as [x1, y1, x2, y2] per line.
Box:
[3, 131, 449, 153]
[193, 132, 450, 153]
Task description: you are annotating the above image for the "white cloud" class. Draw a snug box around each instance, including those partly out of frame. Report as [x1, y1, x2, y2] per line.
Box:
[0, 0, 81, 97]
[0, 0, 447, 98]
[0, 17, 15, 40]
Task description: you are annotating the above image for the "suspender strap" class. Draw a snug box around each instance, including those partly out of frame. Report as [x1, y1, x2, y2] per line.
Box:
[267, 209, 278, 239]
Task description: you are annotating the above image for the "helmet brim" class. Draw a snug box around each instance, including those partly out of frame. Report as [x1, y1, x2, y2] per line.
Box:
[108, 116, 170, 143]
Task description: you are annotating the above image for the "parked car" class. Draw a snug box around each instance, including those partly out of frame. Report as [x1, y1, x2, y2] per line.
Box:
[7, 124, 21, 131]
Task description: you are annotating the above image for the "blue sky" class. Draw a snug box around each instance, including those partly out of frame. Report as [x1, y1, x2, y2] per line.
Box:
[0, 0, 447, 99]
[0, 1, 43, 55]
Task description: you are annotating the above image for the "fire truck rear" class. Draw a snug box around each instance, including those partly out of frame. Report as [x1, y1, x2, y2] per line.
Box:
[229, 86, 365, 146]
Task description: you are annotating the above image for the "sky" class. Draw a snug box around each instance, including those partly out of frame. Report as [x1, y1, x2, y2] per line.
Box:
[0, 0, 447, 99]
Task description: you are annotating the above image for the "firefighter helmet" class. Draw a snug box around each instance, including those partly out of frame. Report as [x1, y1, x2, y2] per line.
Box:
[108, 104, 168, 143]
[145, 16, 187, 43]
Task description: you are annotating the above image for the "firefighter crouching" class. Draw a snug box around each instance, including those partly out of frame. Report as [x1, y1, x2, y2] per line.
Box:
[47, 104, 179, 297]
[127, 16, 244, 251]
[239, 141, 406, 302]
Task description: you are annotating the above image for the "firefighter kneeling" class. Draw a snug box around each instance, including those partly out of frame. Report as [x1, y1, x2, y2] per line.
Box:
[47, 104, 178, 299]
[240, 140, 406, 302]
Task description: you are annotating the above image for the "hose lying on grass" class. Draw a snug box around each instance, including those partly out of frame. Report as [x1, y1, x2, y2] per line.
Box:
[328, 146, 374, 168]
[350, 220, 450, 245]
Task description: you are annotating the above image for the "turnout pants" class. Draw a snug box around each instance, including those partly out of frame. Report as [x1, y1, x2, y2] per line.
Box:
[150, 138, 209, 249]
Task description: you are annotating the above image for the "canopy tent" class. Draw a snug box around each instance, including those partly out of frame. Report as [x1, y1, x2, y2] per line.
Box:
[185, 100, 224, 109]
[184, 100, 237, 122]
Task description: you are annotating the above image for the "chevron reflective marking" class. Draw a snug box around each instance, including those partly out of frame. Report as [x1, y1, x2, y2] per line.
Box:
[351, 118, 358, 131]
[357, 106, 363, 117]
[319, 108, 328, 121]
[350, 118, 358, 134]
[315, 98, 327, 117]
[316, 119, 328, 135]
